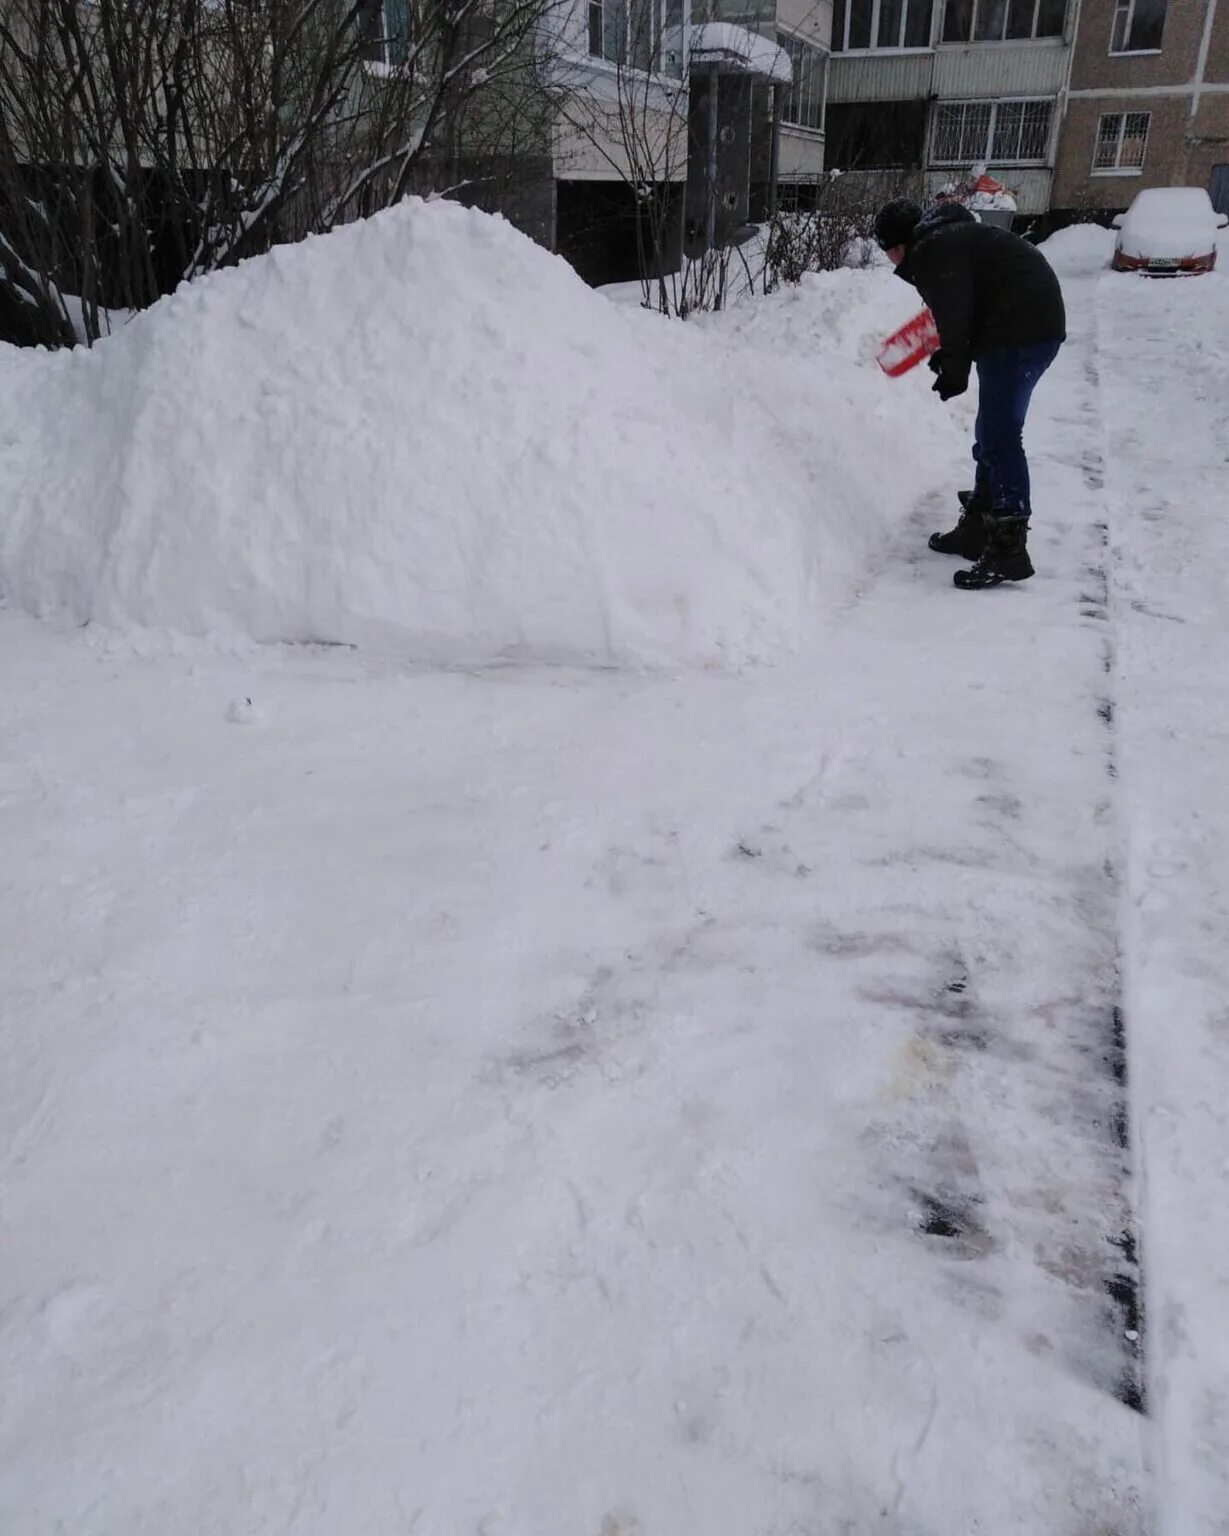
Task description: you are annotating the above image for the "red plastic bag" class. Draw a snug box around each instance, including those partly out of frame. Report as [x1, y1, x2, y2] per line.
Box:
[877, 308, 940, 378]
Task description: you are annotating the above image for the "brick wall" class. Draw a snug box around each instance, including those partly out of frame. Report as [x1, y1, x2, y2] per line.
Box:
[1053, 0, 1229, 210]
[1070, 0, 1206, 90]
[1187, 94, 1229, 190]
[1053, 94, 1189, 208]
[1209, 0, 1229, 81]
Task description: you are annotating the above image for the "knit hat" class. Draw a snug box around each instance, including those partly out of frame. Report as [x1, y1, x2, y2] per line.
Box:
[874, 199, 923, 251]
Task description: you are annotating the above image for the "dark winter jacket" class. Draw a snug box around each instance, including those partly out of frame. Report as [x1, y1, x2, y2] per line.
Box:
[896, 204, 1066, 391]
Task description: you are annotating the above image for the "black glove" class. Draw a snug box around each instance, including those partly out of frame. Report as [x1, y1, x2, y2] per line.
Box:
[927, 349, 968, 400]
[931, 360, 968, 401]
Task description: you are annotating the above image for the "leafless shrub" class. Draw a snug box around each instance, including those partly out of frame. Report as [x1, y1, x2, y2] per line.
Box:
[763, 168, 922, 291]
[0, 0, 565, 346]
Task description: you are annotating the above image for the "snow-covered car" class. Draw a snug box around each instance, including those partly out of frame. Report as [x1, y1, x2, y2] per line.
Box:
[1111, 187, 1228, 275]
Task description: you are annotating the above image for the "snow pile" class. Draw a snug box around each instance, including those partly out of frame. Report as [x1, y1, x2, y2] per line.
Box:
[1042, 222, 1116, 275]
[708, 263, 948, 374]
[601, 228, 887, 313]
[1, 200, 960, 667]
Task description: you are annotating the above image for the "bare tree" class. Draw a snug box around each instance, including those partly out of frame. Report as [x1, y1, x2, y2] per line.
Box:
[0, 0, 566, 347]
[555, 17, 786, 317]
[552, 0, 726, 316]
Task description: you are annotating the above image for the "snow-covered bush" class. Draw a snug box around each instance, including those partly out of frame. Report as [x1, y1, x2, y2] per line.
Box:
[763, 172, 914, 291]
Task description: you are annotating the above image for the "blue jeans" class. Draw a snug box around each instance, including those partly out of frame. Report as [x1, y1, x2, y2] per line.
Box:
[972, 340, 1062, 516]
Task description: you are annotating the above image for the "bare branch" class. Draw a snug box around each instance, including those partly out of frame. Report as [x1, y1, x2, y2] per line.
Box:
[1, 0, 572, 347]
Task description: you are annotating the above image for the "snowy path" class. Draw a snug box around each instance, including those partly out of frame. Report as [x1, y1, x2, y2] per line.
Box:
[1097, 269, 1229, 1536]
[3, 261, 1226, 1535]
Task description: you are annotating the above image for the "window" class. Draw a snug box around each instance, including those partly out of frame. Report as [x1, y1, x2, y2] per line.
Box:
[777, 33, 827, 131]
[1093, 111, 1150, 171]
[832, 0, 934, 51]
[932, 100, 992, 162]
[931, 97, 1053, 164]
[992, 98, 1053, 159]
[1110, 0, 1166, 52]
[826, 101, 929, 167]
[662, 0, 685, 76]
[361, 0, 412, 68]
[941, 0, 1066, 42]
[589, 0, 684, 77]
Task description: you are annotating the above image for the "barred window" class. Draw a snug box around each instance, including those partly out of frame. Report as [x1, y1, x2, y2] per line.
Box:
[992, 99, 1053, 161]
[1093, 112, 1150, 171]
[932, 101, 992, 165]
[931, 98, 1053, 165]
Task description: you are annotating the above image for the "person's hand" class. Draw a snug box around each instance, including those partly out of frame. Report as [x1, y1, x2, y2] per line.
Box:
[931, 360, 968, 401]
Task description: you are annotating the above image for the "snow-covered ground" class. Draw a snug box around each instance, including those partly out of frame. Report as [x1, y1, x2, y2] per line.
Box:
[2, 215, 1227, 1536]
[1097, 251, 1229, 1536]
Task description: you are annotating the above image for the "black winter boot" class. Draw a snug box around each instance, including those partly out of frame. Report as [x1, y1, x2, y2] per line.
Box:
[929, 490, 991, 559]
[953, 514, 1035, 590]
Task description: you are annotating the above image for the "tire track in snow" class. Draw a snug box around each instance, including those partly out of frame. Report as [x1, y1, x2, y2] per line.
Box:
[1075, 288, 1146, 1418]
[1081, 293, 1149, 1419]
[1092, 250, 1229, 1536]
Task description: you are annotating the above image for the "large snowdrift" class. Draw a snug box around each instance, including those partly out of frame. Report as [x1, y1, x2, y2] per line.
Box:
[0, 201, 957, 667]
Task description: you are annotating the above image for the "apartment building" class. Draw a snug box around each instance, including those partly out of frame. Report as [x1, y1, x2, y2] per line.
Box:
[1052, 0, 1229, 214]
[674, 0, 831, 218]
[759, 0, 834, 199]
[822, 0, 1079, 216]
[495, 0, 807, 278]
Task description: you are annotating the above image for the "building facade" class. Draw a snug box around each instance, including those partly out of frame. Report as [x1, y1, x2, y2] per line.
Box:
[681, 0, 833, 215]
[485, 0, 802, 279]
[822, 0, 1079, 216]
[1052, 0, 1229, 214]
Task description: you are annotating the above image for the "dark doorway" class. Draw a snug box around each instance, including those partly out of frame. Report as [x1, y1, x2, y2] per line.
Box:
[555, 180, 683, 287]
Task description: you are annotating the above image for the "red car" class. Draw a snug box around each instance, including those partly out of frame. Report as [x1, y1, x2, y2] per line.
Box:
[1112, 187, 1228, 276]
